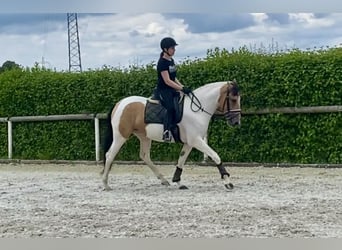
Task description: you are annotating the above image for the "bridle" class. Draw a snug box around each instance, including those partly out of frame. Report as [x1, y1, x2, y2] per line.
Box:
[187, 82, 241, 121]
[216, 86, 241, 121]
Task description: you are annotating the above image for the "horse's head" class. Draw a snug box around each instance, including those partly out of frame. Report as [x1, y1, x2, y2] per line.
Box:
[216, 80, 241, 126]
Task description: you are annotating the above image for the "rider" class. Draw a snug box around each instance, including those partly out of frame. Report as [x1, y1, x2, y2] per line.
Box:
[156, 37, 191, 141]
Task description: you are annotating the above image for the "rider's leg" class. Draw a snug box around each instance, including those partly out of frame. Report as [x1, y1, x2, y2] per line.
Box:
[160, 90, 175, 141]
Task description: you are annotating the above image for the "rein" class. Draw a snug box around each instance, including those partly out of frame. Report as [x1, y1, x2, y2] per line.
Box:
[185, 89, 241, 118]
[187, 92, 213, 116]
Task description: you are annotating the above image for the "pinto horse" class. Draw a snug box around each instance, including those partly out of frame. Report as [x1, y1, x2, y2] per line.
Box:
[101, 80, 241, 190]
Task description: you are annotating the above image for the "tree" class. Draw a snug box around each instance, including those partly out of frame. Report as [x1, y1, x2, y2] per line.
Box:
[0, 60, 20, 73]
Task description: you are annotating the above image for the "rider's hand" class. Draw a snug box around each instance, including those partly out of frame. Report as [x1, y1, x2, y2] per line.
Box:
[182, 87, 192, 95]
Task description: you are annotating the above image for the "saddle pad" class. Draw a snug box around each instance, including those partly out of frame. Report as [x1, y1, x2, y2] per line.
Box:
[144, 97, 184, 124]
[144, 101, 166, 124]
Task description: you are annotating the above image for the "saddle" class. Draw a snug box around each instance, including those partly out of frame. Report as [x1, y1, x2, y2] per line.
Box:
[144, 93, 185, 143]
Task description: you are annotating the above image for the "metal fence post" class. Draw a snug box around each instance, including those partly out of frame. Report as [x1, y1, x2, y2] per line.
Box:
[94, 117, 100, 162]
[8, 120, 12, 159]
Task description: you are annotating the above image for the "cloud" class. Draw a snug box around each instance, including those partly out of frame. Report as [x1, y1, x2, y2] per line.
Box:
[288, 13, 334, 28]
[164, 13, 255, 33]
[0, 14, 65, 35]
[3, 0, 342, 12]
[265, 13, 291, 25]
[0, 13, 342, 71]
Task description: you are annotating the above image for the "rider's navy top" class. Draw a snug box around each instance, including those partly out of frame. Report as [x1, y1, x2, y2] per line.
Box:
[157, 57, 177, 91]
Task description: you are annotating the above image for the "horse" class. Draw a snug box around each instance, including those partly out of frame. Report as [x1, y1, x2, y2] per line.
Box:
[101, 80, 241, 190]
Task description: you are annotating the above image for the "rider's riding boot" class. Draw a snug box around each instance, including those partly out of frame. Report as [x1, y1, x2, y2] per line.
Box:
[163, 130, 172, 142]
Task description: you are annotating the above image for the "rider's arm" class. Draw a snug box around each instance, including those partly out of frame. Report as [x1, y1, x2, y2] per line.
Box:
[175, 78, 184, 88]
[161, 71, 183, 91]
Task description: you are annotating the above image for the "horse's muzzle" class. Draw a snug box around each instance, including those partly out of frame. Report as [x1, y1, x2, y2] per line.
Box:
[232, 120, 241, 126]
[225, 110, 241, 126]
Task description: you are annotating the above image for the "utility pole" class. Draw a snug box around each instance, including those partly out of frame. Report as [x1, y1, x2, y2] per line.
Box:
[67, 13, 82, 72]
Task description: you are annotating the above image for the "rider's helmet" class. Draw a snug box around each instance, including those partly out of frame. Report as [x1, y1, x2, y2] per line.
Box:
[160, 37, 178, 50]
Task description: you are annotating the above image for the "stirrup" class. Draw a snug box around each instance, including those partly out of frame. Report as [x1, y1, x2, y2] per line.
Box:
[163, 130, 172, 142]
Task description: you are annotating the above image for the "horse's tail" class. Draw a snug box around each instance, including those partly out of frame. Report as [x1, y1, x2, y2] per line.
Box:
[102, 104, 115, 166]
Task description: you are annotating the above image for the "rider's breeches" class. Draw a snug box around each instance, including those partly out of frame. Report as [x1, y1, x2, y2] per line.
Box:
[159, 90, 178, 131]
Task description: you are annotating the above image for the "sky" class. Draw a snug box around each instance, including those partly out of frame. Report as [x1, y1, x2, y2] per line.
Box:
[1, 12, 342, 71]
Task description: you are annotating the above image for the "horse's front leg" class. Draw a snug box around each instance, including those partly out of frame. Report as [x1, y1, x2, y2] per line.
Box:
[202, 134, 209, 163]
[191, 138, 233, 190]
[172, 143, 192, 189]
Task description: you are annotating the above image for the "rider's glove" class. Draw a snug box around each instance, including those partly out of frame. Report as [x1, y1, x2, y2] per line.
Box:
[182, 87, 192, 95]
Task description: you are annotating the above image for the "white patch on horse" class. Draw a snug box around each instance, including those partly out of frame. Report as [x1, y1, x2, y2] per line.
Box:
[145, 124, 170, 142]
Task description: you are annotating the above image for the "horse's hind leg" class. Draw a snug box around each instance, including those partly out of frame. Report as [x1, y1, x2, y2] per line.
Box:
[102, 135, 127, 191]
[137, 135, 170, 186]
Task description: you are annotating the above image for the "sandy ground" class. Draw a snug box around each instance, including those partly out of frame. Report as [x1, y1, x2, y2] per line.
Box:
[0, 163, 342, 238]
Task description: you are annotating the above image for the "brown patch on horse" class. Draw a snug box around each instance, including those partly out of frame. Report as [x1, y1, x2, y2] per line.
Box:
[217, 84, 229, 112]
[118, 102, 146, 138]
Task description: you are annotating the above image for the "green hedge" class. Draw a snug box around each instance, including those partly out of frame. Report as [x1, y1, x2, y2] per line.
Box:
[0, 47, 341, 163]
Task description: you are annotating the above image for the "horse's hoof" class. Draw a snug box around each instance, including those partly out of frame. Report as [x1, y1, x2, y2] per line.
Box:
[103, 186, 113, 191]
[179, 185, 188, 190]
[161, 180, 170, 186]
[225, 183, 234, 190]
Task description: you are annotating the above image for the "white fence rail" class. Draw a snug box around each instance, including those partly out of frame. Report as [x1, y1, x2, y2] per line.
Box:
[0, 105, 341, 161]
[1, 113, 106, 161]
[243, 105, 342, 115]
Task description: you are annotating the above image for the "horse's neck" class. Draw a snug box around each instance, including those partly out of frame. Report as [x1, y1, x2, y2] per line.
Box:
[193, 82, 223, 114]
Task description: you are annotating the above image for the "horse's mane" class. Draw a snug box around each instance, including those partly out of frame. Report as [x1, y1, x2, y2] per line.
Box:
[230, 81, 239, 96]
[194, 81, 227, 92]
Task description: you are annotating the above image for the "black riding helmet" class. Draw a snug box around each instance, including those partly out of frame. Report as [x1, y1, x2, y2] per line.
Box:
[160, 37, 178, 50]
